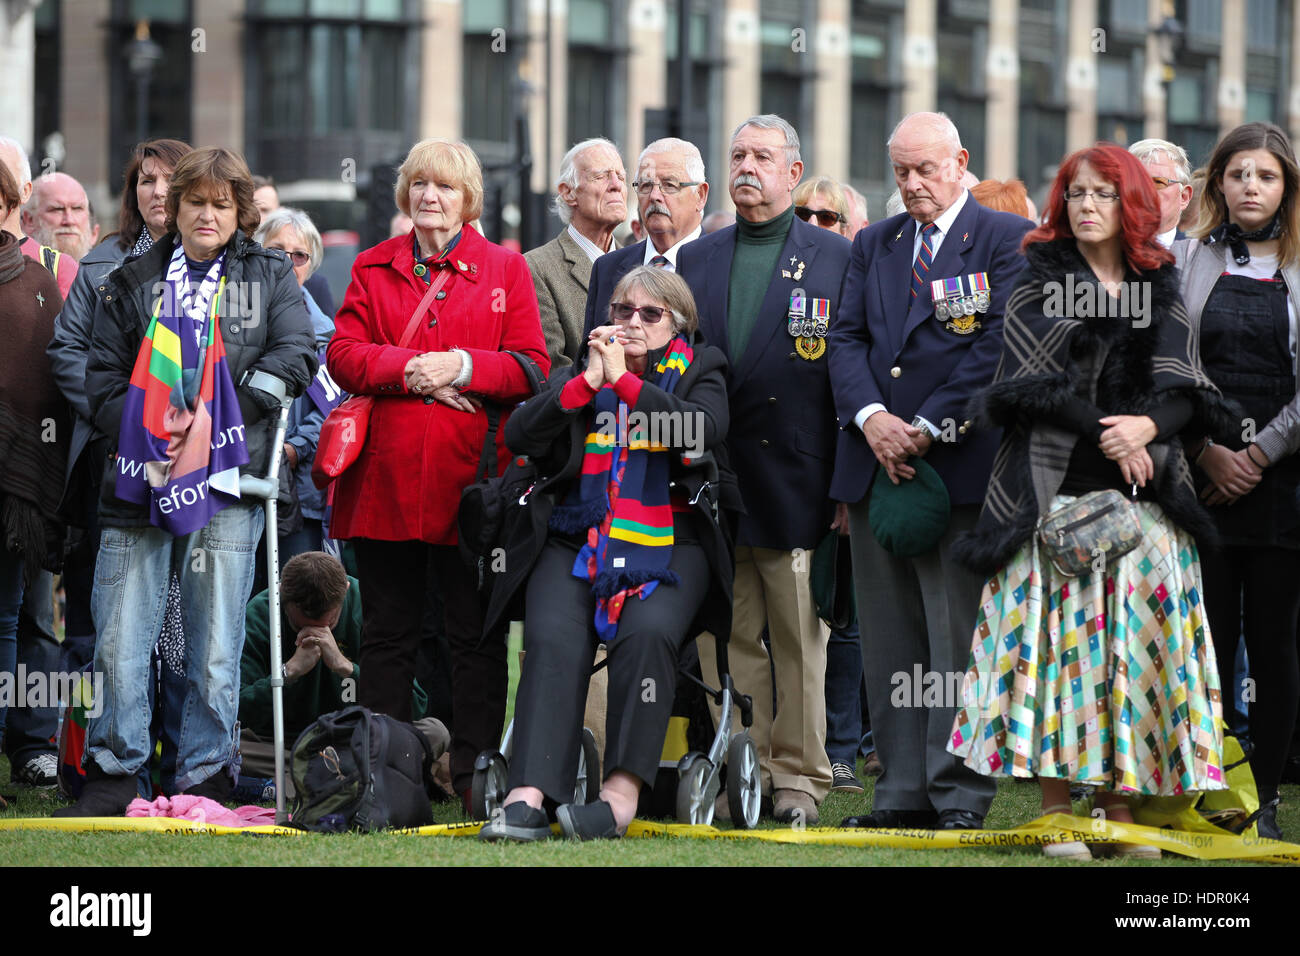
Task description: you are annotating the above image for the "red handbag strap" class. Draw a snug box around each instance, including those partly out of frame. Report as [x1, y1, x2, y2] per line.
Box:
[397, 267, 454, 349]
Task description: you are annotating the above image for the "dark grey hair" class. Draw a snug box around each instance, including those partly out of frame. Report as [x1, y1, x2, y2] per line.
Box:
[609, 265, 699, 335]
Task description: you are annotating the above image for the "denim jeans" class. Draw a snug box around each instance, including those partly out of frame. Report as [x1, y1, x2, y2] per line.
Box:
[824, 621, 870, 766]
[87, 503, 263, 791]
[0, 548, 26, 742]
[4, 571, 60, 767]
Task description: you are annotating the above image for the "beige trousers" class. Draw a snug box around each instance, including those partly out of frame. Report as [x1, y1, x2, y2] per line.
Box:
[698, 545, 832, 802]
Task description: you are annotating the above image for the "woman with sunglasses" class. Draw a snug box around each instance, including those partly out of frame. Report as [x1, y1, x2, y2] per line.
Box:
[1174, 122, 1300, 841]
[792, 176, 851, 237]
[479, 266, 734, 841]
[950, 143, 1232, 858]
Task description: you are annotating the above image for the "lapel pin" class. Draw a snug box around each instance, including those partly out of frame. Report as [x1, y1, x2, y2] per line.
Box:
[962, 232, 969, 242]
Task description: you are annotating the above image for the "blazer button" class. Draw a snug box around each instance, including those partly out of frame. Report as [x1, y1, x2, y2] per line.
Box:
[788, 352, 797, 359]
[890, 366, 901, 378]
[760, 439, 770, 448]
[958, 425, 968, 435]
[768, 397, 777, 404]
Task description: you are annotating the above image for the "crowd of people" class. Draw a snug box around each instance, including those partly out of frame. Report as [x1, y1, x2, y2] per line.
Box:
[2, 107, 1298, 854]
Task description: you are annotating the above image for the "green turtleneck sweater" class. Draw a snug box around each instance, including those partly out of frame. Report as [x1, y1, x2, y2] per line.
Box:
[727, 205, 794, 360]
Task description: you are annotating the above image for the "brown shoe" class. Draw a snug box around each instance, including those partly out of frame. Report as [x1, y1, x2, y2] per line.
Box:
[772, 788, 819, 825]
[863, 752, 883, 776]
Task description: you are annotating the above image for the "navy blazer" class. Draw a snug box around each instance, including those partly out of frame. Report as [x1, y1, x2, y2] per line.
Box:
[828, 195, 1032, 506]
[678, 214, 851, 550]
[582, 239, 649, 337]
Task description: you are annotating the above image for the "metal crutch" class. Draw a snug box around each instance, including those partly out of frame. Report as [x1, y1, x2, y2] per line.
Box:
[238, 370, 293, 825]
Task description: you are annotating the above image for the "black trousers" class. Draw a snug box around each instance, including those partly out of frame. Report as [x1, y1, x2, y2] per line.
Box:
[352, 539, 505, 795]
[507, 536, 709, 804]
[1200, 543, 1300, 802]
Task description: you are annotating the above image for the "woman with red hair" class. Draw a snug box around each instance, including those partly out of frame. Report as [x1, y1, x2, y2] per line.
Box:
[948, 143, 1234, 859]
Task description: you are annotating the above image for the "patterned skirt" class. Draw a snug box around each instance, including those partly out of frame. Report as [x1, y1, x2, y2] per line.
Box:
[948, 496, 1226, 795]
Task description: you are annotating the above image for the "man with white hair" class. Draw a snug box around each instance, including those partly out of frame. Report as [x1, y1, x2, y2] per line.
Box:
[0, 136, 78, 297]
[829, 111, 1032, 830]
[679, 114, 852, 825]
[525, 138, 628, 369]
[582, 137, 708, 335]
[1129, 138, 1194, 247]
[843, 183, 869, 236]
[23, 171, 95, 261]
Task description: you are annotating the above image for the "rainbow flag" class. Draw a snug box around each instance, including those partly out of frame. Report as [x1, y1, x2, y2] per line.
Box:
[114, 251, 249, 536]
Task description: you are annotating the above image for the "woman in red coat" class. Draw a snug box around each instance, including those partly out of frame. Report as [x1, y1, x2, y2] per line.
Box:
[327, 138, 549, 801]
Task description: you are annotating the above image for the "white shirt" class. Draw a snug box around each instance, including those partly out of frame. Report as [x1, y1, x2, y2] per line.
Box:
[1224, 251, 1297, 361]
[641, 225, 702, 272]
[1157, 226, 1178, 248]
[854, 190, 971, 433]
[567, 223, 615, 264]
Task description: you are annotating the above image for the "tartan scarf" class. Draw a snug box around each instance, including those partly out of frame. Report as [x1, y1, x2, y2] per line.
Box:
[549, 337, 694, 643]
[114, 243, 249, 535]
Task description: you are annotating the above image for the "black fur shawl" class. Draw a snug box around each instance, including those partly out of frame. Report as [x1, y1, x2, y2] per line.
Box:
[952, 239, 1238, 574]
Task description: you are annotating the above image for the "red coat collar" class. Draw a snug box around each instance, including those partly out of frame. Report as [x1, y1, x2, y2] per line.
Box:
[390, 223, 485, 284]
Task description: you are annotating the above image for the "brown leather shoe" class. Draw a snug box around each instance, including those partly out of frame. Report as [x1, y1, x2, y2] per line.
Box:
[863, 752, 883, 776]
[772, 788, 819, 825]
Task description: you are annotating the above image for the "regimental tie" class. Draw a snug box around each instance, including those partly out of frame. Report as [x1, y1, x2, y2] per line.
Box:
[910, 222, 938, 299]
[649, 255, 669, 268]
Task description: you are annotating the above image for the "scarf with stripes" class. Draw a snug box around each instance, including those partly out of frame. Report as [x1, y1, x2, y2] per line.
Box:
[114, 242, 249, 535]
[549, 337, 694, 643]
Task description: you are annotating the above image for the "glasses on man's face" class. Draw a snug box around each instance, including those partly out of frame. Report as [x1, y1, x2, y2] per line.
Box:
[271, 247, 310, 267]
[795, 205, 847, 227]
[609, 302, 671, 324]
[1150, 176, 1183, 190]
[1064, 190, 1120, 204]
[631, 179, 701, 197]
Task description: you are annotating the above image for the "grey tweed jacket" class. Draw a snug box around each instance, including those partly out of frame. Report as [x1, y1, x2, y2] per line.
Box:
[525, 228, 615, 371]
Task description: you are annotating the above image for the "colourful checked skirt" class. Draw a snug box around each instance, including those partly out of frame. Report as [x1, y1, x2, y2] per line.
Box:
[948, 496, 1226, 795]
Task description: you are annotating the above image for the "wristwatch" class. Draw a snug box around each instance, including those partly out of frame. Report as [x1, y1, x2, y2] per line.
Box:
[911, 415, 939, 440]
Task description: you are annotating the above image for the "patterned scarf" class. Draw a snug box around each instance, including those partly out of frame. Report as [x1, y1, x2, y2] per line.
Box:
[1207, 213, 1282, 265]
[549, 337, 694, 643]
[114, 242, 249, 535]
[132, 229, 155, 259]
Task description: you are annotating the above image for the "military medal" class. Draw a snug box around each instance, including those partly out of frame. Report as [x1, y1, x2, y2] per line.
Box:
[795, 336, 826, 360]
[931, 275, 980, 334]
[787, 291, 806, 337]
[812, 298, 830, 337]
[793, 260, 805, 281]
[967, 272, 990, 313]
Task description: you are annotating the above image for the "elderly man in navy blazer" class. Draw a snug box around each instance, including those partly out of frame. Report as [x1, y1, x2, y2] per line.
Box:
[678, 114, 851, 825]
[583, 137, 708, 334]
[829, 112, 1031, 830]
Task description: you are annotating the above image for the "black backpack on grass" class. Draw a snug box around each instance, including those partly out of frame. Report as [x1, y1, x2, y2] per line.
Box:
[289, 706, 434, 832]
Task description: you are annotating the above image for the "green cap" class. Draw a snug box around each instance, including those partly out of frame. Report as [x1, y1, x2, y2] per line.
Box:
[868, 458, 951, 556]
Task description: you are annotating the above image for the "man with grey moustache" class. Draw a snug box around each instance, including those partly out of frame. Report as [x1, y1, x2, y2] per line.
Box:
[583, 137, 709, 337]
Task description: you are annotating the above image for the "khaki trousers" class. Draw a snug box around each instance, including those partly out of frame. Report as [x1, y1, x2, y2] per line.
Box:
[698, 545, 832, 802]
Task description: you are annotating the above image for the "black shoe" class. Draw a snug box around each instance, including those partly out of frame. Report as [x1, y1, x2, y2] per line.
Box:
[183, 771, 234, 804]
[478, 801, 552, 842]
[51, 764, 137, 818]
[1255, 798, 1283, 842]
[840, 808, 938, 829]
[556, 799, 621, 840]
[937, 808, 985, 830]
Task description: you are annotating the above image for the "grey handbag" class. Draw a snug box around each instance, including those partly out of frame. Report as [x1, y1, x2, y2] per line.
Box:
[1037, 485, 1143, 577]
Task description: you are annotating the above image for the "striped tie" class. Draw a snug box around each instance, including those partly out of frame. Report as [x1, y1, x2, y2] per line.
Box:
[649, 255, 669, 268]
[910, 222, 938, 299]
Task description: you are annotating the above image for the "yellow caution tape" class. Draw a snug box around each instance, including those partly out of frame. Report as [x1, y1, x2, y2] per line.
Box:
[4, 812, 1295, 862]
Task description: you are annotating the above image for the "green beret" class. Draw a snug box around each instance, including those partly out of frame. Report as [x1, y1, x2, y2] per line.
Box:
[868, 459, 951, 556]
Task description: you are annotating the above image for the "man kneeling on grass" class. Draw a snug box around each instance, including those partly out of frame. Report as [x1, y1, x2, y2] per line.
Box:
[238, 551, 447, 798]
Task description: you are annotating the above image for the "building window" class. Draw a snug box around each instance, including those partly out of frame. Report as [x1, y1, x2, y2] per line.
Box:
[109, 0, 193, 183]
[244, 0, 414, 182]
[1017, 0, 1066, 197]
[463, 0, 513, 146]
[760, 0, 813, 155]
[665, 0, 721, 181]
[567, 0, 624, 147]
[33, 0, 61, 173]
[936, 2, 986, 176]
[849, 3, 901, 201]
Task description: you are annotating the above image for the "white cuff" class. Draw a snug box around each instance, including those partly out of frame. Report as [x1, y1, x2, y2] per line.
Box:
[451, 349, 472, 390]
[854, 403, 886, 431]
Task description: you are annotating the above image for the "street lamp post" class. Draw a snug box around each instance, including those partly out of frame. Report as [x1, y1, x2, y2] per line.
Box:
[125, 19, 163, 146]
[1153, 4, 1184, 137]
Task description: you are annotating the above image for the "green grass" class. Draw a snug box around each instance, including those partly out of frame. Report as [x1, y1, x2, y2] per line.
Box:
[5, 621, 1294, 865]
[3, 762, 1294, 866]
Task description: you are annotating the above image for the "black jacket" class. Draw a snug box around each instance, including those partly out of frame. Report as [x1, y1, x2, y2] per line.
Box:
[484, 341, 736, 640]
[86, 231, 318, 526]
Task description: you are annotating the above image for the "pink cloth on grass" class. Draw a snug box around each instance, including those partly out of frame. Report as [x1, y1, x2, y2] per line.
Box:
[126, 794, 277, 827]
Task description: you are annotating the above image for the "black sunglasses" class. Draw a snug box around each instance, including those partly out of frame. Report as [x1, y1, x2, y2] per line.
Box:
[609, 302, 671, 324]
[795, 205, 847, 228]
